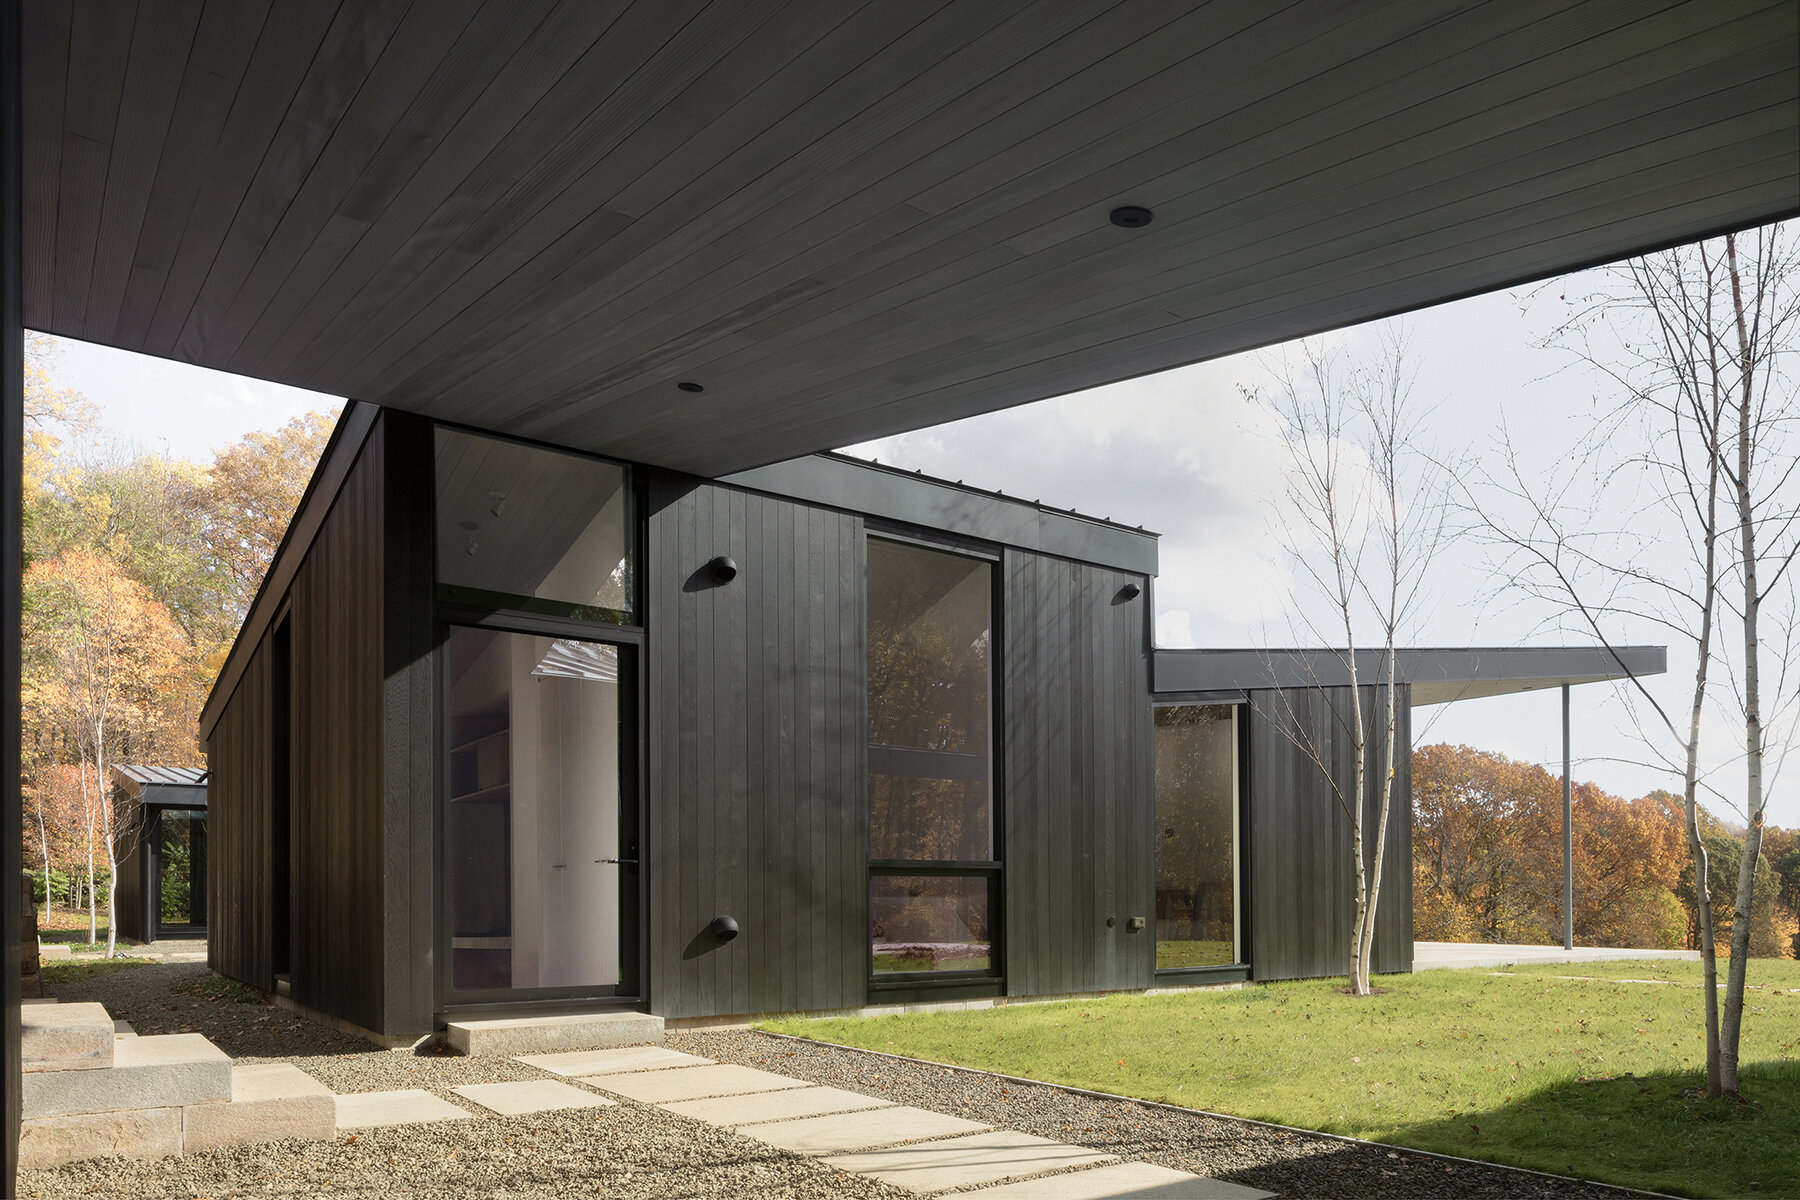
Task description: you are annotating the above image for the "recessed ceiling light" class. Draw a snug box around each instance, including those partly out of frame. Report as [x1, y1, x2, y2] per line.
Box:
[677, 381, 705, 393]
[1110, 205, 1153, 229]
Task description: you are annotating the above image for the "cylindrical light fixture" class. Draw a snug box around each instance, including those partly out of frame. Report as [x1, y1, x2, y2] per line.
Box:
[709, 555, 738, 584]
[707, 915, 740, 942]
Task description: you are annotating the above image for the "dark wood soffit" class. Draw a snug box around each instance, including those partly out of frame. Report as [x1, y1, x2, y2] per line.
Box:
[199, 401, 378, 739]
[21, 2, 1800, 478]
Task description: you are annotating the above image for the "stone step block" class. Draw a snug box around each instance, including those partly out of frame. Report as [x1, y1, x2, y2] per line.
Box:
[38, 944, 72, 961]
[18, 1107, 182, 1169]
[21, 1002, 114, 1073]
[445, 1009, 663, 1056]
[23, 1033, 231, 1118]
[183, 1064, 336, 1153]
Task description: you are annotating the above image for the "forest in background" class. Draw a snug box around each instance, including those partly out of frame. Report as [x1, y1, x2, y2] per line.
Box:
[21, 332, 335, 938]
[1412, 742, 1800, 957]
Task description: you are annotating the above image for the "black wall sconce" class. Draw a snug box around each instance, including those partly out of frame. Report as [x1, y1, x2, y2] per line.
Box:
[1117, 581, 1142, 601]
[709, 555, 738, 584]
[707, 915, 740, 942]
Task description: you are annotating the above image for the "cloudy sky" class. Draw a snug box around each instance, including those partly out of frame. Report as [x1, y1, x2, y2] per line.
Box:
[37, 250, 1796, 829]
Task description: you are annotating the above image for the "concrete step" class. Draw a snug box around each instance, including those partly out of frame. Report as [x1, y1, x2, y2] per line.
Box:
[19, 1107, 182, 1169]
[23, 1033, 231, 1119]
[184, 1064, 336, 1153]
[21, 1002, 114, 1073]
[445, 1009, 663, 1056]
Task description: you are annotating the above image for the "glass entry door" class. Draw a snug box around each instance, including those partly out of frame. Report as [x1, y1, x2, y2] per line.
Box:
[443, 624, 637, 1000]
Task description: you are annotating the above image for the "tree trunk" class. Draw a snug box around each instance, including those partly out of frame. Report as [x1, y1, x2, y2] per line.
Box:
[1360, 669, 1399, 992]
[98, 741, 118, 959]
[1720, 231, 1767, 1098]
[34, 794, 52, 925]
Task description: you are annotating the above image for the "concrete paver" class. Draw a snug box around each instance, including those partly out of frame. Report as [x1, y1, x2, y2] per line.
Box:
[661, 1085, 892, 1126]
[821, 1130, 1116, 1193]
[738, 1106, 990, 1156]
[452, 1080, 616, 1116]
[334, 1089, 477, 1130]
[959, 1161, 1275, 1198]
[516, 1045, 712, 1077]
[582, 1063, 811, 1104]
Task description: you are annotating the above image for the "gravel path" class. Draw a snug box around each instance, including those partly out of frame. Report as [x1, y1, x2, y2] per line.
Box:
[22, 963, 910, 1200]
[672, 1029, 1657, 1200]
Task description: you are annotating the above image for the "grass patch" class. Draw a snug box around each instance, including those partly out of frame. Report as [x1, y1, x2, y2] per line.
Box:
[42, 957, 153, 985]
[762, 960, 1800, 1198]
[171, 974, 267, 1005]
[1487, 958, 1800, 989]
[1155, 940, 1235, 970]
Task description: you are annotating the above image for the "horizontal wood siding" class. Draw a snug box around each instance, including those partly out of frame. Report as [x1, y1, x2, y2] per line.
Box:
[1246, 684, 1413, 982]
[206, 634, 272, 991]
[645, 473, 866, 1019]
[287, 419, 388, 1031]
[1003, 552, 1153, 998]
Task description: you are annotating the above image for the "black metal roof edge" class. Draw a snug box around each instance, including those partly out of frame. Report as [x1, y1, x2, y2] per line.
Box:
[719, 452, 1159, 576]
[1153, 645, 1669, 695]
[811, 451, 1160, 538]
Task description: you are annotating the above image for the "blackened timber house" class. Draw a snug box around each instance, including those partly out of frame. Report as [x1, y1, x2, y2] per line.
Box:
[200, 404, 1661, 1040]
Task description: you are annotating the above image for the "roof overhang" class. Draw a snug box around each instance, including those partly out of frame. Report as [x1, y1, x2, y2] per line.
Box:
[724, 453, 1159, 574]
[1153, 645, 1668, 705]
[19, 2, 1798, 476]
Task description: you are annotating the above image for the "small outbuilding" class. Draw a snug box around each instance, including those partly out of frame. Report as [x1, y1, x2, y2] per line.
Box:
[110, 766, 209, 944]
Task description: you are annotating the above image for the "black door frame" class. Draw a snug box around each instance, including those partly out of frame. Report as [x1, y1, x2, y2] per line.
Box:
[432, 606, 647, 1013]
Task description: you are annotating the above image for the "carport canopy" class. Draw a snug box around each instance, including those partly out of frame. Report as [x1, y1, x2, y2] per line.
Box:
[1152, 645, 1669, 704]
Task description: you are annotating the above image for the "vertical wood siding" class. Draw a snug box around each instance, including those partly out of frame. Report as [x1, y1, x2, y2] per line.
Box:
[207, 636, 273, 990]
[645, 474, 867, 1019]
[288, 417, 387, 1031]
[206, 419, 391, 1030]
[1002, 552, 1155, 997]
[1246, 684, 1413, 981]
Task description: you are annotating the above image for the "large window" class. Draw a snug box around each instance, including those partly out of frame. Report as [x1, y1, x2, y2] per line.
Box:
[867, 537, 997, 977]
[1154, 705, 1240, 970]
[436, 428, 633, 622]
[444, 625, 634, 996]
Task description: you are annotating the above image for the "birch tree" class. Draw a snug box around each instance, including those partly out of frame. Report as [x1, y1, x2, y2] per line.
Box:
[1256, 333, 1448, 995]
[1473, 221, 1800, 1098]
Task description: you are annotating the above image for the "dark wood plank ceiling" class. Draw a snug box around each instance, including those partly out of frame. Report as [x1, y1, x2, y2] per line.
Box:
[21, 0, 1799, 476]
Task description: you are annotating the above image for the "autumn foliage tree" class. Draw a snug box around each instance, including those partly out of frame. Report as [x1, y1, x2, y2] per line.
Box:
[18, 333, 339, 950]
[24, 551, 197, 952]
[1414, 744, 1792, 956]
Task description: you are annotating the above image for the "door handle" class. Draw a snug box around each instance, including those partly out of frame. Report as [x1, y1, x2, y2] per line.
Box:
[594, 858, 638, 865]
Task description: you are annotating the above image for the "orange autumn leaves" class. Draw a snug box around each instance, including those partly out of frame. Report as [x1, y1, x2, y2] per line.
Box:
[1411, 743, 1793, 955]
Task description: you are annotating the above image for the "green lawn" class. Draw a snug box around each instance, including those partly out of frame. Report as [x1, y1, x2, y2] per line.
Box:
[42, 958, 153, 986]
[762, 959, 1800, 1198]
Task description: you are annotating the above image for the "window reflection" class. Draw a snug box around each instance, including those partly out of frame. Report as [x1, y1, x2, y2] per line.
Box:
[446, 625, 627, 993]
[436, 428, 632, 619]
[1154, 705, 1239, 969]
[871, 876, 990, 973]
[866, 539, 991, 861]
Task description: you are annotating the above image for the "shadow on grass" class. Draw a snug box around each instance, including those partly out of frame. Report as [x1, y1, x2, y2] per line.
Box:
[39, 928, 105, 945]
[1388, 1061, 1800, 1199]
